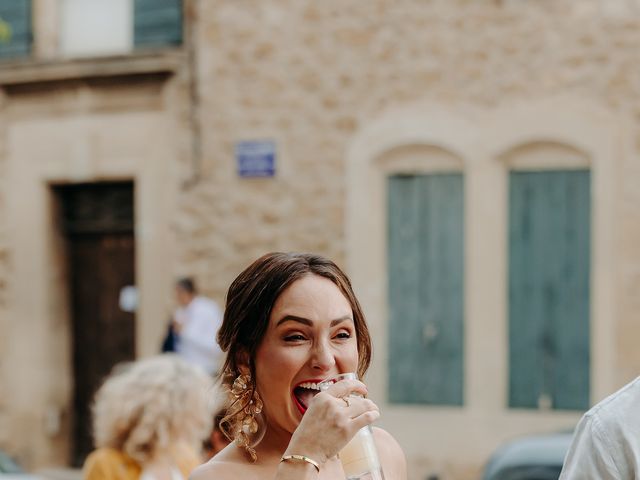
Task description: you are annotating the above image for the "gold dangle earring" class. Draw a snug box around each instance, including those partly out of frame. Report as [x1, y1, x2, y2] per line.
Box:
[224, 373, 265, 461]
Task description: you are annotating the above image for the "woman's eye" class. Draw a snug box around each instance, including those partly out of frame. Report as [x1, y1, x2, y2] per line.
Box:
[284, 334, 306, 342]
[335, 331, 351, 339]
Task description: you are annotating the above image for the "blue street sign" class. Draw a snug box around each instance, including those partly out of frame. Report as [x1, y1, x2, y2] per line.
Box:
[236, 140, 276, 177]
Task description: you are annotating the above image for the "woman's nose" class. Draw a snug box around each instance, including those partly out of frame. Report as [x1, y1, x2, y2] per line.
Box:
[311, 340, 336, 371]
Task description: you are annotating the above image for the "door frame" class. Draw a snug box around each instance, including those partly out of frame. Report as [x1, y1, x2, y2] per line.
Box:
[53, 181, 137, 465]
[4, 111, 177, 467]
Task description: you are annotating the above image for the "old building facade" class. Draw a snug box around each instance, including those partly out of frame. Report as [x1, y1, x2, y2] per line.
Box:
[2, 1, 640, 479]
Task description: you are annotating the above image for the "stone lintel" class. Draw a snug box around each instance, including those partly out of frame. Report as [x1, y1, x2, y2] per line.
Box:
[0, 50, 185, 87]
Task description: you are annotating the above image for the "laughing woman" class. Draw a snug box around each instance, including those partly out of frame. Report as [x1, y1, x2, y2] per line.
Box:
[191, 253, 407, 480]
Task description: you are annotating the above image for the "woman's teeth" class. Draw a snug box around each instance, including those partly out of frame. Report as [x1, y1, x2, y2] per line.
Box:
[298, 382, 321, 390]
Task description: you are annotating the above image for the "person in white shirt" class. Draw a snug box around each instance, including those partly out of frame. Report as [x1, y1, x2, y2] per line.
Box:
[559, 376, 640, 479]
[173, 277, 223, 376]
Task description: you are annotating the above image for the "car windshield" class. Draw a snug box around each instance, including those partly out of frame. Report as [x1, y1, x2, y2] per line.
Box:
[491, 465, 563, 480]
[0, 451, 23, 474]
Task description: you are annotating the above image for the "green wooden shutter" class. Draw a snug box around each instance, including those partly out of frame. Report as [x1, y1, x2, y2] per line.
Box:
[134, 0, 182, 49]
[388, 173, 464, 405]
[0, 0, 31, 59]
[509, 170, 590, 410]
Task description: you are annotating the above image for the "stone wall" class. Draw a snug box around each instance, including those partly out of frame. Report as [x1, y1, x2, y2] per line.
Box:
[184, 0, 640, 374]
[176, 1, 640, 477]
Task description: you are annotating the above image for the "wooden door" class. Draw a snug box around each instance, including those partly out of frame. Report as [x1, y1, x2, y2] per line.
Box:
[55, 182, 136, 466]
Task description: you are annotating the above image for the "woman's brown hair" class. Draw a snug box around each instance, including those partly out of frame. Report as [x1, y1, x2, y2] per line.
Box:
[218, 252, 372, 383]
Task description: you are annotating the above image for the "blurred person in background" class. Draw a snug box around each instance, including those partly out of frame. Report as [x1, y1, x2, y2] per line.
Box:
[202, 409, 231, 460]
[191, 252, 406, 480]
[83, 355, 213, 480]
[172, 277, 224, 376]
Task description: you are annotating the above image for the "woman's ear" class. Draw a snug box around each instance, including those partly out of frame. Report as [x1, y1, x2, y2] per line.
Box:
[236, 350, 251, 375]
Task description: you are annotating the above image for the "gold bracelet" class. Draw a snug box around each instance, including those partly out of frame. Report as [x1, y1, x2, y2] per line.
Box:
[280, 454, 320, 472]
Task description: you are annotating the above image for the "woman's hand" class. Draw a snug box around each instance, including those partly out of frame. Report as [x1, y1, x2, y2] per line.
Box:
[284, 379, 380, 465]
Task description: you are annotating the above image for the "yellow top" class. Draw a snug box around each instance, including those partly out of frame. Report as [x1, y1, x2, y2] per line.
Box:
[83, 446, 202, 480]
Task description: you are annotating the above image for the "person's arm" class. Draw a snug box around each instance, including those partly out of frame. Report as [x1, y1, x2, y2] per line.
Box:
[559, 412, 622, 479]
[277, 379, 381, 479]
[192, 460, 321, 480]
[190, 380, 390, 480]
[373, 427, 407, 479]
[273, 459, 320, 479]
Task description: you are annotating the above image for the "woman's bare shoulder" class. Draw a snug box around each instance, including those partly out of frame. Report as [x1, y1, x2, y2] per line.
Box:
[190, 459, 246, 480]
[372, 427, 407, 480]
[189, 447, 249, 480]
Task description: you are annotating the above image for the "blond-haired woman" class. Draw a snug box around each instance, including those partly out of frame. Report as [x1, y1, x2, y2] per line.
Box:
[83, 355, 212, 480]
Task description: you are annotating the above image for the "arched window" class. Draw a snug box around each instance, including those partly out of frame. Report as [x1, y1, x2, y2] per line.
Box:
[504, 142, 591, 410]
[383, 145, 465, 405]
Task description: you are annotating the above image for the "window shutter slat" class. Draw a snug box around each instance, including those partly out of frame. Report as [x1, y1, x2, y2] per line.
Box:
[134, 0, 183, 48]
[388, 173, 465, 405]
[509, 170, 590, 410]
[0, 0, 31, 59]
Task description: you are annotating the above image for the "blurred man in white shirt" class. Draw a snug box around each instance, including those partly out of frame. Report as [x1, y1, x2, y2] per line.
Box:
[172, 277, 223, 376]
[560, 376, 640, 479]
